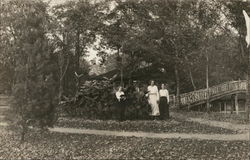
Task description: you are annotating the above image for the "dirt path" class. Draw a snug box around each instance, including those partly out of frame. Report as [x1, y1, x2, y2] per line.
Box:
[187, 117, 250, 133]
[49, 127, 250, 141]
[1, 98, 249, 141]
[172, 112, 250, 133]
[0, 122, 8, 126]
[0, 105, 9, 127]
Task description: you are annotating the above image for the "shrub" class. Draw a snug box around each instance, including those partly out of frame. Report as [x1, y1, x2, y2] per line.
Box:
[5, 0, 58, 142]
[62, 80, 151, 120]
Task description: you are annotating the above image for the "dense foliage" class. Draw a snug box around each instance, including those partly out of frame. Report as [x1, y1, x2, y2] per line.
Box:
[62, 80, 151, 120]
[96, 0, 250, 107]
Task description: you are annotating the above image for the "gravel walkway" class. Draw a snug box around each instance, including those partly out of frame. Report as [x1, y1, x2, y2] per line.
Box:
[1, 101, 249, 141]
[0, 122, 8, 126]
[172, 112, 250, 133]
[188, 117, 250, 133]
[50, 113, 250, 141]
[49, 127, 250, 141]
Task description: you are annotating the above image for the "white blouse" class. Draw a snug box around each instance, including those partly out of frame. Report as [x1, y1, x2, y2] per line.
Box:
[147, 85, 158, 95]
[159, 89, 170, 102]
[116, 91, 124, 101]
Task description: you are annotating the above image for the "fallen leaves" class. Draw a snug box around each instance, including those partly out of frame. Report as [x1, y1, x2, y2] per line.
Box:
[0, 128, 249, 159]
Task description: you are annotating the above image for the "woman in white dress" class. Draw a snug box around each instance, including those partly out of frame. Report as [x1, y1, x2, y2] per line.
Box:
[147, 80, 160, 117]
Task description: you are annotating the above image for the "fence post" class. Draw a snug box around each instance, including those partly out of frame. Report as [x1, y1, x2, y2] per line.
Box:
[235, 94, 239, 115]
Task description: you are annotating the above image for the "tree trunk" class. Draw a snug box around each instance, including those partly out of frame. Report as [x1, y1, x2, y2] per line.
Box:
[189, 68, 196, 90]
[174, 64, 180, 108]
[75, 30, 80, 74]
[58, 32, 70, 102]
[184, 56, 196, 91]
[121, 55, 124, 86]
[246, 47, 250, 121]
[58, 33, 65, 103]
[206, 51, 210, 113]
[74, 30, 81, 95]
[21, 56, 29, 143]
[116, 46, 123, 86]
[128, 72, 132, 86]
[21, 121, 27, 143]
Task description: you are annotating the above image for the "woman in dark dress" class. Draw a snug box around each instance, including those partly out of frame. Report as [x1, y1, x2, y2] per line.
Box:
[159, 83, 170, 120]
[115, 86, 126, 121]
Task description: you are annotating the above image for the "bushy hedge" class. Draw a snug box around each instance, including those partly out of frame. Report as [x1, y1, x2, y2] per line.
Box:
[61, 80, 151, 120]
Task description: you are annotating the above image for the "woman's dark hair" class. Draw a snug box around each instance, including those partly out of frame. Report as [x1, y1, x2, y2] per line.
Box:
[117, 85, 123, 90]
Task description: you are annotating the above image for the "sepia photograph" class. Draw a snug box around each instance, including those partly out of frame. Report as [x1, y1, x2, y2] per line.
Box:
[0, 0, 250, 159]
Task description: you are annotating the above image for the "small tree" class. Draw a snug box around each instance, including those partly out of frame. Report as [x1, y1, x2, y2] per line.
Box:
[2, 0, 58, 141]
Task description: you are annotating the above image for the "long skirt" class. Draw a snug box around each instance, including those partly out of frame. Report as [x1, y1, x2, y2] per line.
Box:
[159, 97, 169, 120]
[117, 100, 126, 121]
[148, 94, 160, 116]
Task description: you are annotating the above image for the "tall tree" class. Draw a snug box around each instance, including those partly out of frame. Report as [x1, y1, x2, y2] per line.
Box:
[52, 0, 103, 96]
[100, 0, 152, 85]
[2, 0, 58, 141]
[137, 0, 220, 108]
[222, 0, 250, 119]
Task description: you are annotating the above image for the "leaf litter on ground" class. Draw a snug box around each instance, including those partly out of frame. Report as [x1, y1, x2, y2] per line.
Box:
[0, 127, 249, 159]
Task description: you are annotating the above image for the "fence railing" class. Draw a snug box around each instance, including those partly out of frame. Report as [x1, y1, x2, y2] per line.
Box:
[170, 80, 247, 106]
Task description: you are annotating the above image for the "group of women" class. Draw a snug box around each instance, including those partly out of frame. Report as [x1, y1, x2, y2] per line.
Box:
[115, 80, 170, 121]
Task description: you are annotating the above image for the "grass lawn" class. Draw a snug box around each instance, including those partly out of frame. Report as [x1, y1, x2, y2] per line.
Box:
[56, 117, 238, 134]
[0, 127, 249, 160]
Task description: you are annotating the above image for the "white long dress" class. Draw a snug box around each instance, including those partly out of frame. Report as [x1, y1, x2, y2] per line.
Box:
[147, 85, 160, 116]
